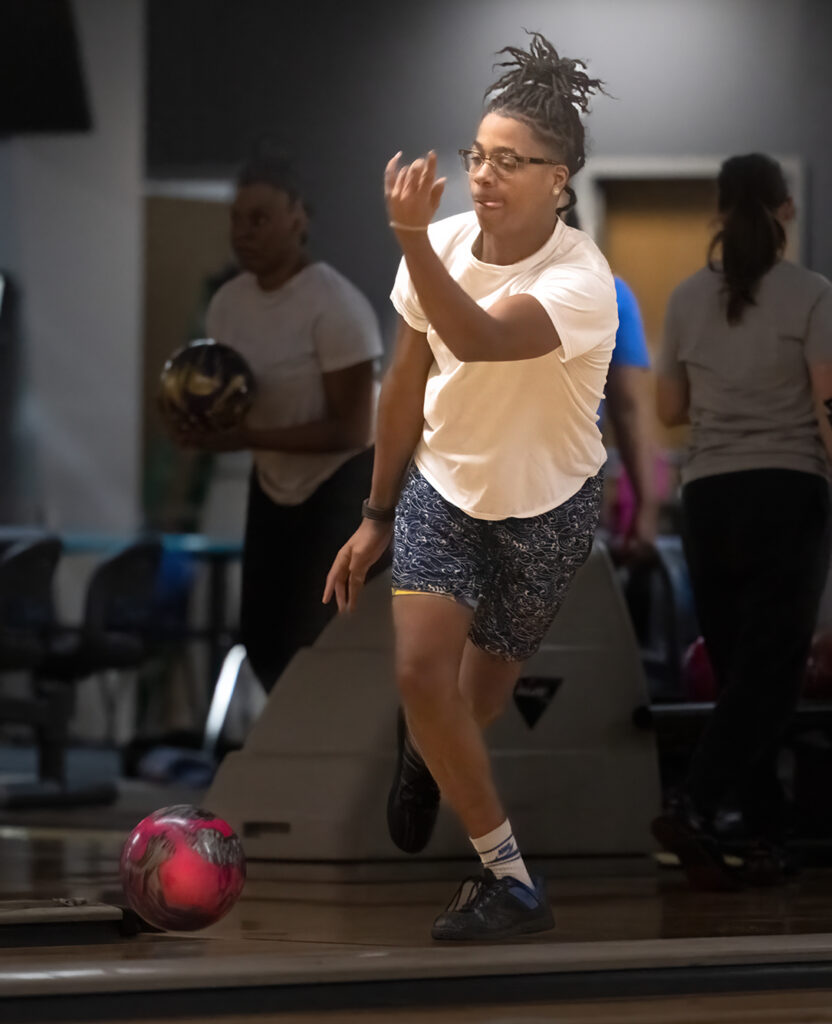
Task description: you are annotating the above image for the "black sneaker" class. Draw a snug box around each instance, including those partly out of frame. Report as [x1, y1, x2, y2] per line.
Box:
[651, 794, 743, 892]
[386, 709, 440, 853]
[431, 869, 554, 941]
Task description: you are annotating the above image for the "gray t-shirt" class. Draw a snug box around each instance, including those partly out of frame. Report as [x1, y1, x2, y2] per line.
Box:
[658, 261, 832, 485]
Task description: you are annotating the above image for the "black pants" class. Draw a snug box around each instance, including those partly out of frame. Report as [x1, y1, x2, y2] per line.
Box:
[681, 469, 830, 840]
[240, 447, 380, 692]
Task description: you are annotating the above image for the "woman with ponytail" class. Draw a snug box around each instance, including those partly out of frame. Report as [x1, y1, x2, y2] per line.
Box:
[324, 32, 617, 940]
[655, 154, 832, 889]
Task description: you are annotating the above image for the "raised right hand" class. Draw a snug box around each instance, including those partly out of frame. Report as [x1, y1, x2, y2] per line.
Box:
[323, 518, 394, 613]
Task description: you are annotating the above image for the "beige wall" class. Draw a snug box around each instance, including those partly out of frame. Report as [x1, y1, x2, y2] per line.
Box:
[141, 195, 234, 528]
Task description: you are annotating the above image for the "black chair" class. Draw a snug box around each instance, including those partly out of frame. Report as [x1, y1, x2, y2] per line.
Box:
[0, 538, 163, 809]
[40, 539, 164, 680]
[0, 536, 80, 808]
[0, 537, 61, 671]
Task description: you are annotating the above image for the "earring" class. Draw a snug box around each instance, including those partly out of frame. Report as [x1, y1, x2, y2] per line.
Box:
[553, 187, 560, 196]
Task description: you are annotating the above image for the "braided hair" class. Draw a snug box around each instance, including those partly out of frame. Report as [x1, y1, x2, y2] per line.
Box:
[484, 32, 608, 217]
[707, 153, 789, 325]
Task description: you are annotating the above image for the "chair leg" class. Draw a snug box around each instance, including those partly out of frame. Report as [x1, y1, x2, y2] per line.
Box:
[36, 683, 73, 786]
[0, 680, 119, 809]
[97, 669, 122, 746]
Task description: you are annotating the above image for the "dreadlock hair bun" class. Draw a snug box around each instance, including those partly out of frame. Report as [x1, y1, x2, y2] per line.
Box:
[707, 153, 789, 325]
[484, 31, 608, 217]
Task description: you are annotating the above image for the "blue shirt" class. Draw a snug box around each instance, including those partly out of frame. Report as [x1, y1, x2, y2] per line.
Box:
[610, 277, 650, 369]
[599, 278, 650, 423]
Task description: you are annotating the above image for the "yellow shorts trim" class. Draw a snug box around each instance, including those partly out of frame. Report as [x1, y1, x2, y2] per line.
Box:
[391, 588, 459, 604]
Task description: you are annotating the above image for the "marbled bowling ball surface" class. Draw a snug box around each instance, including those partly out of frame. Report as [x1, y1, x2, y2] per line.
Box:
[120, 804, 246, 931]
[158, 338, 255, 431]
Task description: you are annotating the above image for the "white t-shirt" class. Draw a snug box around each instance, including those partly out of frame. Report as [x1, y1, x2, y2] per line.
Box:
[390, 212, 617, 519]
[206, 263, 383, 505]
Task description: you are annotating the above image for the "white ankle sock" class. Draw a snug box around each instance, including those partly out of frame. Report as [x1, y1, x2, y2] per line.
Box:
[471, 819, 534, 889]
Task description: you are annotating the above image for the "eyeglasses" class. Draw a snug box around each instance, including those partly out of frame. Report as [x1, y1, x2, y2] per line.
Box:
[458, 148, 562, 177]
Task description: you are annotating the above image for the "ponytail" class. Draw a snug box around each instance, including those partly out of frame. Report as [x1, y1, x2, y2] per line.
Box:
[707, 154, 788, 324]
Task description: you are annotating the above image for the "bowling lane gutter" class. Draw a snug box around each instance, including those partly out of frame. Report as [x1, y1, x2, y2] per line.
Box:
[3, 933, 832, 997]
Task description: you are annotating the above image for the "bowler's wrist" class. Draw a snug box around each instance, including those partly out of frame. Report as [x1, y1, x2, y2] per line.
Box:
[361, 498, 396, 522]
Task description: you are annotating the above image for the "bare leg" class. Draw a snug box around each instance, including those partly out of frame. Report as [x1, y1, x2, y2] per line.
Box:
[393, 595, 505, 839]
[458, 639, 525, 729]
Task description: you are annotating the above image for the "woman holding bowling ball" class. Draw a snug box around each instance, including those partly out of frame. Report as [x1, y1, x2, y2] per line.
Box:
[653, 153, 832, 888]
[324, 32, 617, 941]
[170, 144, 383, 692]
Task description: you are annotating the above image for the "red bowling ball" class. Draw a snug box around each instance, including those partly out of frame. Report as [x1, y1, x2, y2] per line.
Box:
[120, 805, 246, 931]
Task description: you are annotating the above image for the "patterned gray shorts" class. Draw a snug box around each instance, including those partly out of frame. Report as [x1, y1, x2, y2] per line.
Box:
[392, 465, 603, 662]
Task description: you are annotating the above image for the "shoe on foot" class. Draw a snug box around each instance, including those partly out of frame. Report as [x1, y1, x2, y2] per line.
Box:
[386, 709, 440, 854]
[651, 794, 743, 892]
[431, 868, 555, 941]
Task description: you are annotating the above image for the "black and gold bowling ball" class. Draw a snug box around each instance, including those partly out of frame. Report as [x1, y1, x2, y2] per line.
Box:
[159, 339, 255, 432]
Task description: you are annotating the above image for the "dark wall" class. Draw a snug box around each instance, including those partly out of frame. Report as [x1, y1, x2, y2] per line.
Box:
[147, 0, 832, 325]
[148, 0, 492, 323]
[0, 0, 92, 135]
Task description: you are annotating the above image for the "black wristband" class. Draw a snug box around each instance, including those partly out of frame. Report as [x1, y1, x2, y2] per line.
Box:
[361, 499, 396, 522]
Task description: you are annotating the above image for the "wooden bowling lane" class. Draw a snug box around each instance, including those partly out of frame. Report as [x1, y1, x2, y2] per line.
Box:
[4, 827, 832, 1021]
[33, 990, 832, 1023]
[7, 824, 832, 946]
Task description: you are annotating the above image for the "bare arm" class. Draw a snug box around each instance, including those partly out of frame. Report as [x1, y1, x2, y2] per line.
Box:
[171, 361, 375, 454]
[656, 373, 690, 428]
[369, 318, 435, 509]
[396, 233, 560, 362]
[323, 318, 433, 611]
[605, 364, 658, 545]
[246, 360, 374, 452]
[810, 362, 832, 470]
